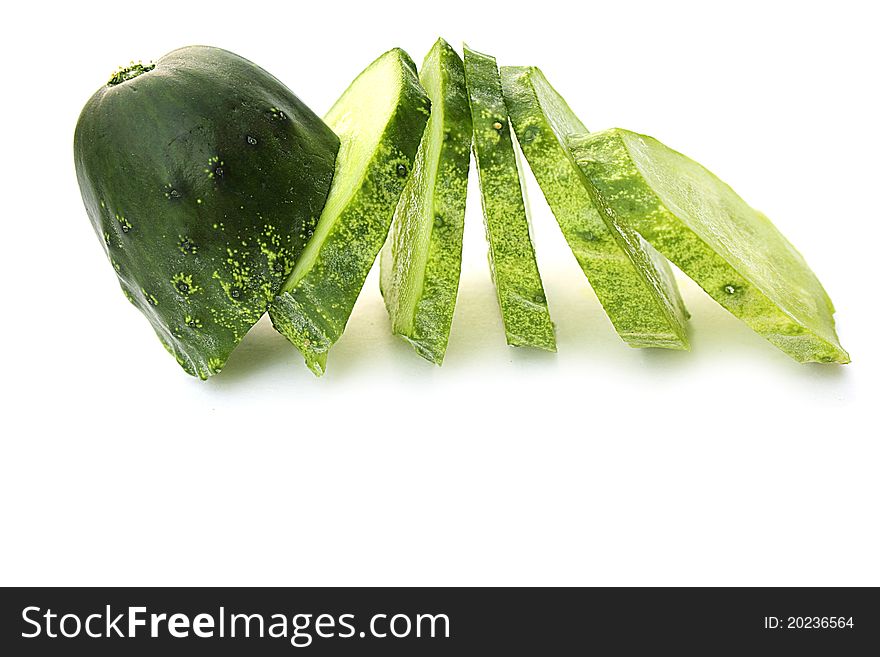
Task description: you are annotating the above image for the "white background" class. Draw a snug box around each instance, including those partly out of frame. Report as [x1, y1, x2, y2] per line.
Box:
[1, 0, 877, 586]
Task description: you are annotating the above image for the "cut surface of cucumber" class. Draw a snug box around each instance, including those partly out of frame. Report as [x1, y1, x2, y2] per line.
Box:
[567, 128, 849, 364]
[501, 66, 689, 349]
[269, 48, 431, 375]
[463, 45, 556, 352]
[380, 38, 472, 364]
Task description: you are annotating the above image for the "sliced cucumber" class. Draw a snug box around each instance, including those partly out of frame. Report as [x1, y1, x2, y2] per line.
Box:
[380, 39, 472, 365]
[501, 67, 689, 349]
[567, 129, 849, 363]
[463, 46, 556, 352]
[269, 48, 431, 375]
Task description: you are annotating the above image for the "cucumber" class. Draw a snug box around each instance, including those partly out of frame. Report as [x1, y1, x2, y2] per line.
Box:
[379, 39, 472, 364]
[74, 46, 339, 379]
[567, 129, 849, 363]
[268, 48, 431, 375]
[500, 67, 689, 349]
[463, 46, 556, 352]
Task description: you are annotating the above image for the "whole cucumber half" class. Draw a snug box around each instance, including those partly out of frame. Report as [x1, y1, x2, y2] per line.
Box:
[501, 67, 689, 350]
[74, 45, 339, 378]
[567, 129, 849, 364]
[463, 46, 556, 352]
[269, 48, 431, 375]
[380, 38, 472, 365]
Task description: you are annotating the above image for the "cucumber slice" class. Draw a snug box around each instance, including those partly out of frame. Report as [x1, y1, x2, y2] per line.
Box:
[269, 48, 431, 375]
[567, 129, 849, 363]
[380, 39, 472, 364]
[500, 67, 689, 349]
[463, 46, 556, 352]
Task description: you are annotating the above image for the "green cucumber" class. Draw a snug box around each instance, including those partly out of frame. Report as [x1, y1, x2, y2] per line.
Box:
[463, 46, 556, 351]
[269, 48, 431, 375]
[74, 45, 339, 379]
[567, 129, 849, 363]
[380, 38, 472, 364]
[500, 67, 689, 349]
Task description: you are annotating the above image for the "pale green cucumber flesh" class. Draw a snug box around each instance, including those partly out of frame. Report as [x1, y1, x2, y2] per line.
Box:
[268, 48, 431, 375]
[380, 38, 472, 364]
[501, 66, 689, 349]
[463, 46, 556, 352]
[567, 128, 849, 364]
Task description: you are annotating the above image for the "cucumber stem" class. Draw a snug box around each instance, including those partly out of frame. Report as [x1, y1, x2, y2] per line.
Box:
[108, 62, 155, 86]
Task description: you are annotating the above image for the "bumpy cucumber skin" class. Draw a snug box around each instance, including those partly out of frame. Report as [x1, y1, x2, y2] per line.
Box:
[568, 129, 849, 364]
[463, 46, 556, 352]
[500, 67, 690, 350]
[269, 49, 431, 375]
[74, 46, 339, 379]
[380, 39, 472, 365]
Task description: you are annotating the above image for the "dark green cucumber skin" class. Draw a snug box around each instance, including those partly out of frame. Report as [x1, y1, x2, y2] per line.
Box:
[269, 49, 431, 375]
[74, 45, 339, 378]
[463, 46, 556, 351]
